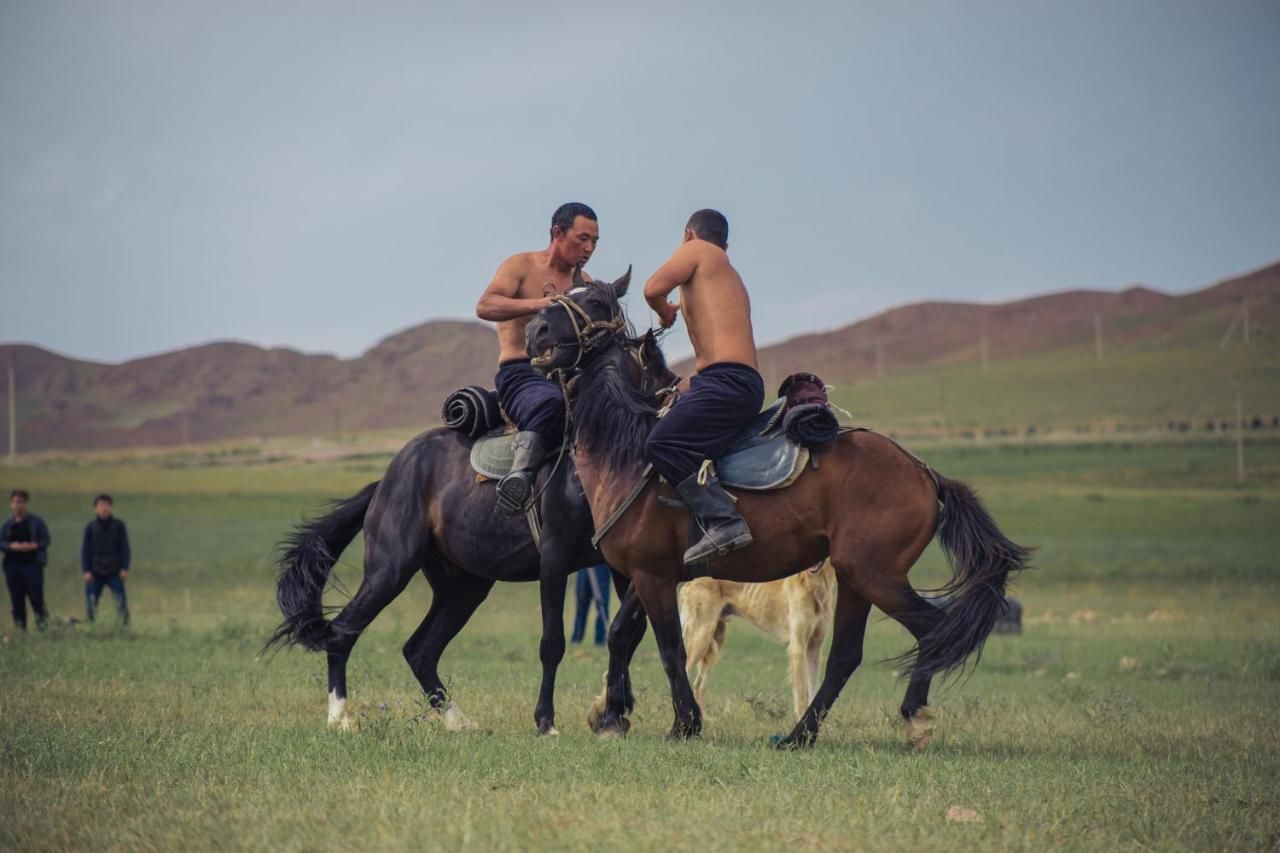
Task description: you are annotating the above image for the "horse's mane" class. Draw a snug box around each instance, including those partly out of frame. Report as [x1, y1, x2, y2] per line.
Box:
[573, 335, 663, 474]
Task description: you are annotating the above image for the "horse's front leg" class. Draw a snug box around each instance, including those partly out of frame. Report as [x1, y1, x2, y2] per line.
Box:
[589, 583, 647, 735]
[534, 556, 570, 736]
[631, 570, 702, 739]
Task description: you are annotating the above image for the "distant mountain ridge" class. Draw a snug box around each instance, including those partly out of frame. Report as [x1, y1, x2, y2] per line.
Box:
[2, 261, 1276, 452]
[721, 261, 1278, 390]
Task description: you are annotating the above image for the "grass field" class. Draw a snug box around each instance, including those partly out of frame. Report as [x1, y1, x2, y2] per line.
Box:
[2, 437, 1279, 850]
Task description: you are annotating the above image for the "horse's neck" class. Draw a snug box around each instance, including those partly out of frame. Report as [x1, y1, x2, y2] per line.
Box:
[573, 448, 644, 533]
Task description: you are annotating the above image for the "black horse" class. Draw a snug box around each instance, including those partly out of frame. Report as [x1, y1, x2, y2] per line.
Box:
[265, 332, 670, 734]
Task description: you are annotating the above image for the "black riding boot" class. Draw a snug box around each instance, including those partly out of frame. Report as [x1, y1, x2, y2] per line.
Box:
[675, 471, 753, 565]
[495, 431, 549, 517]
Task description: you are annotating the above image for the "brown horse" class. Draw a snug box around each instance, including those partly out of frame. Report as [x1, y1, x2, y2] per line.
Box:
[525, 271, 1031, 748]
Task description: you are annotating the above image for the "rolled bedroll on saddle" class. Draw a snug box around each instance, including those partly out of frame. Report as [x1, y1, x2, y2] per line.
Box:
[777, 372, 841, 448]
[441, 386, 503, 438]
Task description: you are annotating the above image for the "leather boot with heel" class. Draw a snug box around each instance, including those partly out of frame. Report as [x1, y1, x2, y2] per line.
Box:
[495, 431, 549, 518]
[675, 470, 753, 565]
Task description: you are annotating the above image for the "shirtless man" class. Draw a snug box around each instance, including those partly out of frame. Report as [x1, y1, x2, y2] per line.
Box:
[476, 202, 599, 515]
[643, 209, 765, 565]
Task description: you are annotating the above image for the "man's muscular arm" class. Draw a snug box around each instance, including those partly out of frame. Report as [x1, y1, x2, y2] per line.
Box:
[643, 243, 699, 328]
[476, 256, 552, 322]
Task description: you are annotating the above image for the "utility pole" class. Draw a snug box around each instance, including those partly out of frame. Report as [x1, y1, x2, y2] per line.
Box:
[1219, 299, 1252, 350]
[1093, 312, 1104, 362]
[6, 360, 14, 463]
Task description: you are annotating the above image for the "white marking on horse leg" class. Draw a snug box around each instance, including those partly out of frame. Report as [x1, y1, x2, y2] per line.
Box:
[443, 702, 477, 732]
[328, 689, 352, 731]
[904, 705, 938, 751]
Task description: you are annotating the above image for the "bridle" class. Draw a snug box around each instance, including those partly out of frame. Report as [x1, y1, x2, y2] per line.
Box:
[524, 292, 639, 511]
[539, 291, 629, 379]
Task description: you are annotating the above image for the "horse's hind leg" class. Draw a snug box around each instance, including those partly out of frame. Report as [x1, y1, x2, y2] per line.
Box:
[325, 530, 424, 729]
[864, 581, 945, 750]
[402, 567, 494, 731]
[775, 579, 872, 750]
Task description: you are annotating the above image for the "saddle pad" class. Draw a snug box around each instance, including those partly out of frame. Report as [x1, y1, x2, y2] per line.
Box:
[470, 428, 519, 480]
[470, 422, 808, 491]
[718, 431, 809, 490]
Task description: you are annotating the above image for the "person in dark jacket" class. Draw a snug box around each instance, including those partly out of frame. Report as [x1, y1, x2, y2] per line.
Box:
[2, 489, 51, 631]
[81, 494, 131, 625]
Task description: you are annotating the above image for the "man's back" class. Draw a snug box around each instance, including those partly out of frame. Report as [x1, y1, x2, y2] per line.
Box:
[674, 241, 758, 372]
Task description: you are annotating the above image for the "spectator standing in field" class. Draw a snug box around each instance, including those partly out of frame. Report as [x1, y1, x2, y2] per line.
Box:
[81, 494, 131, 625]
[1, 489, 52, 632]
[570, 564, 612, 646]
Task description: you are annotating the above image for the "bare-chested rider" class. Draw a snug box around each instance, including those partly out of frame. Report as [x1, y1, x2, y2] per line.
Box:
[476, 203, 599, 516]
[643, 209, 765, 564]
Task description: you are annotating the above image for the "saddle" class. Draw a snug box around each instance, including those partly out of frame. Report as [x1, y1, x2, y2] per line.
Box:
[469, 400, 809, 491]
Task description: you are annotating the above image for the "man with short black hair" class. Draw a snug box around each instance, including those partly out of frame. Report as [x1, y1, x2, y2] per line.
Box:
[643, 209, 765, 565]
[476, 202, 600, 516]
[684, 209, 729, 250]
[2, 489, 52, 631]
[81, 494, 131, 625]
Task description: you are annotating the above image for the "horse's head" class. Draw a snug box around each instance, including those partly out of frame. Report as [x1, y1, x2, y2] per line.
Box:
[526, 267, 631, 374]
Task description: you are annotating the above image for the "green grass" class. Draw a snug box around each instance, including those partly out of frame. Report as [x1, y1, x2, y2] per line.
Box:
[825, 337, 1279, 438]
[2, 440, 1279, 851]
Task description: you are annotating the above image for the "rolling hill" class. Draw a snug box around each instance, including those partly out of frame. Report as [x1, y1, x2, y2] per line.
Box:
[2, 261, 1277, 452]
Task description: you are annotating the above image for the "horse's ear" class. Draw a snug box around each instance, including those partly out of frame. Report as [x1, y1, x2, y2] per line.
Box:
[610, 266, 632, 299]
[572, 265, 586, 289]
[641, 328, 657, 358]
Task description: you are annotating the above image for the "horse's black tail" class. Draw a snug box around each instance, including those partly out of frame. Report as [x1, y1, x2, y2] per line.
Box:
[263, 481, 379, 654]
[903, 476, 1032, 681]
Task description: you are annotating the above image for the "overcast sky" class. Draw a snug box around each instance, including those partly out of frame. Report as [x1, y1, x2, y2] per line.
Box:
[2, 0, 1277, 364]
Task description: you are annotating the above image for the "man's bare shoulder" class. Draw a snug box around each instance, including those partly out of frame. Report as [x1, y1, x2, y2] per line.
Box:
[500, 251, 543, 274]
[685, 240, 732, 270]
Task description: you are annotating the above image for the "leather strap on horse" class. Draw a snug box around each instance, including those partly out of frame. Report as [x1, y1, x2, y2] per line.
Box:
[590, 464, 654, 549]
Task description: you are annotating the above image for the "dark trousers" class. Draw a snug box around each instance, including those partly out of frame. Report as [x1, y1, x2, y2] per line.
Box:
[4, 564, 48, 629]
[86, 574, 128, 622]
[571, 564, 612, 646]
[495, 358, 565, 442]
[645, 362, 766, 484]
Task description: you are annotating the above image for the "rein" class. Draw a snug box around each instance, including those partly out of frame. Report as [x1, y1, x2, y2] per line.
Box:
[542, 295, 627, 376]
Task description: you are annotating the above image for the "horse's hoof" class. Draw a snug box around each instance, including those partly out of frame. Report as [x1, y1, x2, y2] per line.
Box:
[596, 715, 630, 739]
[904, 705, 937, 752]
[771, 731, 814, 750]
[538, 725, 561, 737]
[327, 714, 354, 732]
[443, 703, 478, 732]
